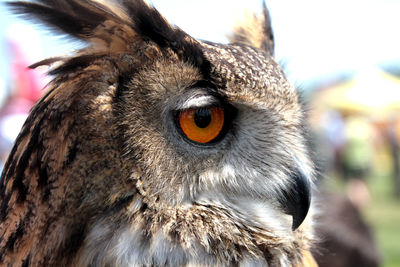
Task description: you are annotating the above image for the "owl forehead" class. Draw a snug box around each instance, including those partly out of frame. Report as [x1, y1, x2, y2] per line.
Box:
[201, 42, 295, 102]
[133, 42, 297, 112]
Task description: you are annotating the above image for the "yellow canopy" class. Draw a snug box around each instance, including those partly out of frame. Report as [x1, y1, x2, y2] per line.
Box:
[314, 68, 400, 118]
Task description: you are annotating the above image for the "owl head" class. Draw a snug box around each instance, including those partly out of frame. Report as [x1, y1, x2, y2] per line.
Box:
[1, 0, 315, 265]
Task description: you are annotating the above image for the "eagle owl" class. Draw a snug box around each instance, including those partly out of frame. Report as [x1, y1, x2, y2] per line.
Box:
[0, 0, 316, 266]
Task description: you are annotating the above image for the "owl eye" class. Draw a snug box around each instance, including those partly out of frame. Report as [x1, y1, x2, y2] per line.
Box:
[178, 107, 225, 144]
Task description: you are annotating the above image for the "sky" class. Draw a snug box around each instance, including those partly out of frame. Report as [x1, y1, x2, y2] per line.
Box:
[1, 0, 400, 90]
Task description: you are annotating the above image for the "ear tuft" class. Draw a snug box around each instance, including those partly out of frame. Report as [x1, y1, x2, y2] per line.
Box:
[228, 1, 274, 55]
[7, 1, 127, 39]
[7, 0, 211, 78]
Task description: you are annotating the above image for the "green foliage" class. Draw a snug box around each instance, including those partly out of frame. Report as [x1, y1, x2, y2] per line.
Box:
[364, 171, 400, 267]
[322, 161, 400, 267]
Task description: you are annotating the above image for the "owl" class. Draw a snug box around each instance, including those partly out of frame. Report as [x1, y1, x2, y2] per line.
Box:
[0, 0, 316, 266]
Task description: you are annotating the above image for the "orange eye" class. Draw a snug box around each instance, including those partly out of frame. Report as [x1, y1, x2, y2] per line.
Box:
[178, 107, 225, 144]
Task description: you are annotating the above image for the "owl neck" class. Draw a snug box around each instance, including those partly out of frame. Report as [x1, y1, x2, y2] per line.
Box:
[74, 193, 309, 266]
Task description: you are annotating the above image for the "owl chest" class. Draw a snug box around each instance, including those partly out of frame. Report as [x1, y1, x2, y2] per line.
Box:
[80, 223, 269, 267]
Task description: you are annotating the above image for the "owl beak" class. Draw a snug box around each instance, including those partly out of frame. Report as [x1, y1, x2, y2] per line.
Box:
[291, 169, 311, 230]
[278, 165, 311, 231]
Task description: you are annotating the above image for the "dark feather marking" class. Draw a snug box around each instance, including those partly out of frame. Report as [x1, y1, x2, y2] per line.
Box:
[1, 207, 33, 258]
[122, 0, 213, 79]
[48, 111, 64, 132]
[260, 245, 274, 263]
[29, 57, 64, 69]
[114, 71, 136, 102]
[113, 71, 139, 152]
[112, 69, 140, 117]
[5, 217, 25, 252]
[139, 202, 148, 213]
[38, 166, 51, 202]
[0, 193, 12, 222]
[103, 194, 135, 216]
[61, 222, 87, 260]
[49, 54, 109, 76]
[190, 80, 218, 90]
[35, 110, 70, 201]
[36, 136, 47, 190]
[65, 141, 79, 167]
[21, 254, 31, 267]
[11, 118, 43, 203]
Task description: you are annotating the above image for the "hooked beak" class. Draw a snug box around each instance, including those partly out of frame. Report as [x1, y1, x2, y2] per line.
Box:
[277, 165, 311, 231]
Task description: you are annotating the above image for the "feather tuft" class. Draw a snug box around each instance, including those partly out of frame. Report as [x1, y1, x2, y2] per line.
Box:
[7, 0, 211, 77]
[228, 1, 274, 55]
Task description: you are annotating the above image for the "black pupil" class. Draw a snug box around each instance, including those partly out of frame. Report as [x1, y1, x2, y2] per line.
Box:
[194, 108, 212, 128]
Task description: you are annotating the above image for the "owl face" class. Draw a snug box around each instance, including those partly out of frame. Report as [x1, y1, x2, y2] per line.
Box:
[116, 41, 311, 231]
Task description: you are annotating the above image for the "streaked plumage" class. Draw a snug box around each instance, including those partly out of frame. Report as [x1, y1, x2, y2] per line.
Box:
[0, 0, 316, 266]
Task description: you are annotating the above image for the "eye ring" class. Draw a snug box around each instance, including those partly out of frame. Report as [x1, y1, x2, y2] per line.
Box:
[177, 107, 225, 144]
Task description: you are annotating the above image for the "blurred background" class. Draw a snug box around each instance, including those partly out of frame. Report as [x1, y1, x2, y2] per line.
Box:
[0, 0, 399, 266]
